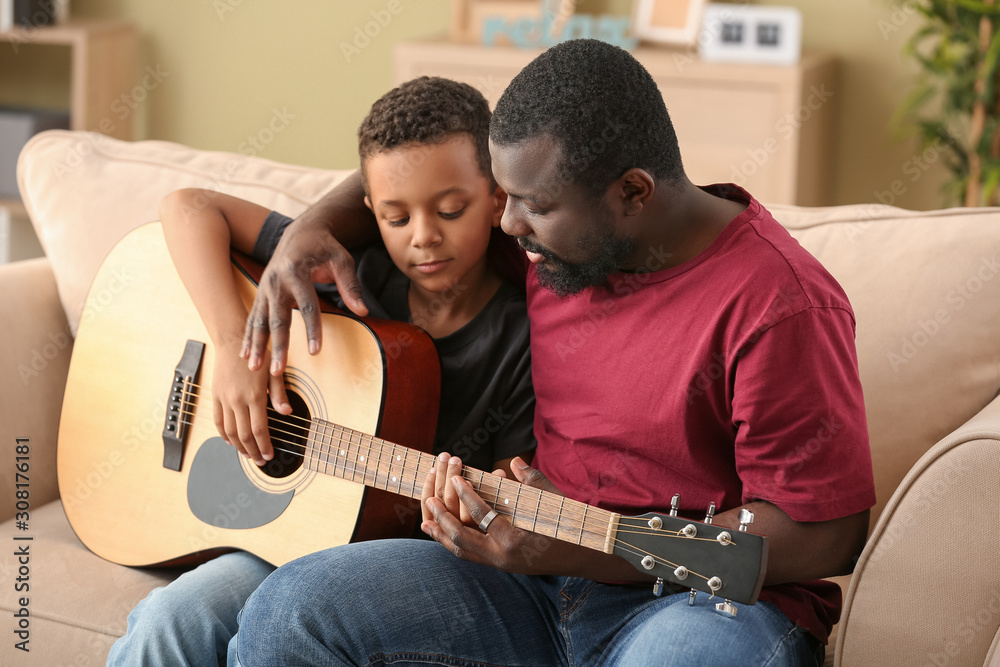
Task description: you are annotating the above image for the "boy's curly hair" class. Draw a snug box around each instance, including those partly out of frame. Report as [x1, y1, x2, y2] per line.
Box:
[358, 76, 494, 190]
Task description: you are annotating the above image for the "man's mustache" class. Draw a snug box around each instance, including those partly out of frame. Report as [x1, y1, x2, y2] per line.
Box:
[517, 238, 560, 263]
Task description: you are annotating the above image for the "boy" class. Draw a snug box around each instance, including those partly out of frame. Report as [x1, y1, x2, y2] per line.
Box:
[106, 76, 535, 666]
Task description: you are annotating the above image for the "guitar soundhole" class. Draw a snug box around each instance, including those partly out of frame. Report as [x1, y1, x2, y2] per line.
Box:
[259, 390, 310, 479]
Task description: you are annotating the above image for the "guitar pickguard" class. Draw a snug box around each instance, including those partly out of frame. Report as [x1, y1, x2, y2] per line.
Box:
[186, 437, 292, 529]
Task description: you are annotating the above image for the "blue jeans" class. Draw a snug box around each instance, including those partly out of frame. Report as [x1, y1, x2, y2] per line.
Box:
[106, 551, 275, 667]
[235, 539, 822, 666]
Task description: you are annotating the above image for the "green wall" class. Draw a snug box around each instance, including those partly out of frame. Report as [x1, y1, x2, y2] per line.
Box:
[73, 0, 453, 170]
[55, 1, 945, 209]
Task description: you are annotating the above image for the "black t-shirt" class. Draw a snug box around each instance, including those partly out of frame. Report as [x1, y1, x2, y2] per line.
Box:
[252, 212, 536, 472]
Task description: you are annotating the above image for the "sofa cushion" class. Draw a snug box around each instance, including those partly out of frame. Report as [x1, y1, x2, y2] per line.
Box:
[16, 130, 351, 335]
[770, 202, 1000, 525]
[0, 500, 181, 664]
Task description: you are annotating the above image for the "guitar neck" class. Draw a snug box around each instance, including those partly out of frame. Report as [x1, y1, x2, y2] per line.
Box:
[305, 418, 619, 554]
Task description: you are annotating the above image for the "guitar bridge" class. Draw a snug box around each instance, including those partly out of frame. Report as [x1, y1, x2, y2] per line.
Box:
[162, 340, 205, 471]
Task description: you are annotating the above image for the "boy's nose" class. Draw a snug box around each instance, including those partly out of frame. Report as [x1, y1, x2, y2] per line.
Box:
[411, 214, 443, 248]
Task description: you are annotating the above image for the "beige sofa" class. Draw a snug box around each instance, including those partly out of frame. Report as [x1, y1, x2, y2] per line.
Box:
[2, 130, 999, 666]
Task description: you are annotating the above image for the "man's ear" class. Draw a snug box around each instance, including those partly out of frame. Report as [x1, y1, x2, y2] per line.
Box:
[618, 168, 655, 216]
[491, 185, 508, 228]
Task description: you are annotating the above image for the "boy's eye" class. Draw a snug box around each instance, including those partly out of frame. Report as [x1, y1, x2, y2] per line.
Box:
[439, 208, 465, 220]
[387, 216, 409, 227]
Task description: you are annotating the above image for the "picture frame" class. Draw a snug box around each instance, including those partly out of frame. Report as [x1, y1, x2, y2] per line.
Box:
[631, 0, 708, 46]
[698, 4, 802, 66]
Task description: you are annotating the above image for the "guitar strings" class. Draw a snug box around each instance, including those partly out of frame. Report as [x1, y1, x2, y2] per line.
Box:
[173, 383, 747, 582]
[177, 389, 727, 547]
[177, 384, 730, 541]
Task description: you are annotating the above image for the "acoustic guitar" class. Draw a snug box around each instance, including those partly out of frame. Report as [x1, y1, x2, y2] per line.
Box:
[57, 222, 768, 606]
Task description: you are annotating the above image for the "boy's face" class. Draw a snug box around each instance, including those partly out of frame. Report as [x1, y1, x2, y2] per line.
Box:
[364, 135, 502, 297]
[489, 134, 637, 297]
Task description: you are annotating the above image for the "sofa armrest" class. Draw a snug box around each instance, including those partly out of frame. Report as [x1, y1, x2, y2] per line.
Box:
[835, 394, 1000, 666]
[0, 258, 72, 522]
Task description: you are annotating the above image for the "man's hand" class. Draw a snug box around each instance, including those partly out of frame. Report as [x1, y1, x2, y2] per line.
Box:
[419, 456, 645, 582]
[241, 171, 377, 376]
[421, 455, 564, 574]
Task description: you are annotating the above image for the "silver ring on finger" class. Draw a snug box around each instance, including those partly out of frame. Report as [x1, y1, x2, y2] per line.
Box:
[479, 509, 499, 532]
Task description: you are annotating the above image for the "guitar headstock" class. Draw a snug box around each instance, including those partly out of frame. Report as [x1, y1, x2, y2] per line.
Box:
[612, 505, 768, 605]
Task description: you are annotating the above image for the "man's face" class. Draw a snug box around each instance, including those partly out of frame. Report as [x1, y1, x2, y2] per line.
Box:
[489, 134, 636, 297]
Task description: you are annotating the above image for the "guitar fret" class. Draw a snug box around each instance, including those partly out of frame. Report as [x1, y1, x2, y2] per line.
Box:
[336, 429, 345, 477]
[354, 432, 362, 484]
[385, 445, 403, 494]
[512, 483, 522, 529]
[360, 433, 370, 485]
[396, 448, 402, 495]
[305, 421, 316, 471]
[324, 423, 336, 476]
[313, 421, 323, 473]
[363, 434, 372, 485]
[579, 504, 587, 545]
[374, 439, 385, 490]
[315, 421, 326, 473]
[531, 487, 541, 533]
[555, 496, 565, 541]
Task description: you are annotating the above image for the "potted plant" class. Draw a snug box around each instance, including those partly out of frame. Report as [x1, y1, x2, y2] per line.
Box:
[898, 0, 1000, 206]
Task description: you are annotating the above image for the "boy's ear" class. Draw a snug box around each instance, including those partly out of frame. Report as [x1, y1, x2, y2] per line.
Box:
[364, 195, 373, 212]
[491, 186, 507, 228]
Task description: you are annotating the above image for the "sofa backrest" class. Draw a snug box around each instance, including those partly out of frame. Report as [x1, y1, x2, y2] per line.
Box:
[18, 130, 1000, 528]
[17, 130, 351, 336]
[772, 202, 1000, 525]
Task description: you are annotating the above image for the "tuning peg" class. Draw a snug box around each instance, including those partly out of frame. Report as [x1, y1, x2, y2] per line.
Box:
[715, 600, 738, 617]
[653, 578, 664, 596]
[669, 494, 681, 517]
[738, 508, 754, 532]
[688, 588, 697, 606]
[703, 502, 716, 524]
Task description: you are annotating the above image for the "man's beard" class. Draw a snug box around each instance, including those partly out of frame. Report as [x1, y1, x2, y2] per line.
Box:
[520, 208, 637, 298]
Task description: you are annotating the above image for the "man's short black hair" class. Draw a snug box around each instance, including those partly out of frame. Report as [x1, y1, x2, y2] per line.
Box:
[490, 39, 685, 199]
[358, 76, 493, 190]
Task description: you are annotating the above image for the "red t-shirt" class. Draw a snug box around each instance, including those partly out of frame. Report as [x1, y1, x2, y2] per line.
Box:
[520, 184, 876, 644]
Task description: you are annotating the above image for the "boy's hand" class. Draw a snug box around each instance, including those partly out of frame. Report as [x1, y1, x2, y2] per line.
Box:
[243, 215, 368, 377]
[213, 344, 292, 465]
[421, 453, 486, 527]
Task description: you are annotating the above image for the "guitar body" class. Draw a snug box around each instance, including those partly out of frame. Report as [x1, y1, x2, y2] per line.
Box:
[57, 222, 440, 567]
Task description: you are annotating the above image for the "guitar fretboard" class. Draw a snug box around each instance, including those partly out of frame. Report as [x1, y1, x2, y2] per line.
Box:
[304, 418, 618, 554]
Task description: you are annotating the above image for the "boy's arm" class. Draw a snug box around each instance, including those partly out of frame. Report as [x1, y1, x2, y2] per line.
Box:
[243, 170, 380, 376]
[159, 188, 290, 465]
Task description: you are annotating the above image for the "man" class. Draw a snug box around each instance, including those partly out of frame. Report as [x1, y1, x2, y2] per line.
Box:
[234, 39, 874, 666]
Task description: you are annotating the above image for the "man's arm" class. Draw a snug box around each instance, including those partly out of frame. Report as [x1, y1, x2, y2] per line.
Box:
[243, 170, 380, 376]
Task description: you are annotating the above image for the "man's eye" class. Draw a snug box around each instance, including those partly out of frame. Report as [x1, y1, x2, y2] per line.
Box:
[439, 208, 465, 220]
